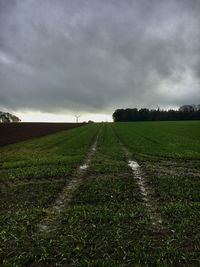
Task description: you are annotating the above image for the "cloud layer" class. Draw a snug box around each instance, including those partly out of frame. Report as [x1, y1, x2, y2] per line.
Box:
[0, 0, 200, 114]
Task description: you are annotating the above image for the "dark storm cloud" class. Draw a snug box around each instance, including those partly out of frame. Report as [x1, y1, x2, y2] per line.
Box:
[0, 0, 200, 114]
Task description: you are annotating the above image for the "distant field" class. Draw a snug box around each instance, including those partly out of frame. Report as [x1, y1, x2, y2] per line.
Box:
[113, 121, 200, 159]
[0, 122, 85, 146]
[0, 121, 199, 266]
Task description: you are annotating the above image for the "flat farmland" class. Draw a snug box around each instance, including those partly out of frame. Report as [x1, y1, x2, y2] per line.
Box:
[0, 121, 200, 266]
[0, 122, 85, 146]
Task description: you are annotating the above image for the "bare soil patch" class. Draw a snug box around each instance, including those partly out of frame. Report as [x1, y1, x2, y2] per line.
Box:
[0, 122, 85, 146]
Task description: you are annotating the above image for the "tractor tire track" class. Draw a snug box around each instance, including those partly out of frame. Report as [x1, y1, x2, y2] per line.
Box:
[112, 127, 163, 229]
[37, 129, 100, 232]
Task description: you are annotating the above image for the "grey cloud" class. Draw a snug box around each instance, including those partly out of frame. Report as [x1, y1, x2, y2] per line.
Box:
[0, 0, 200, 115]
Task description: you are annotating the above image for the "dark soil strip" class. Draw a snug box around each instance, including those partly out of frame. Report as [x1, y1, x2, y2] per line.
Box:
[0, 122, 86, 146]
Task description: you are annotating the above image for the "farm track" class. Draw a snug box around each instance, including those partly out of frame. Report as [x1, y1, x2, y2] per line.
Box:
[112, 127, 164, 229]
[37, 129, 100, 232]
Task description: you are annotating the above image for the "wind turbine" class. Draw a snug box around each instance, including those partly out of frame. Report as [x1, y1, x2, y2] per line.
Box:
[75, 115, 80, 123]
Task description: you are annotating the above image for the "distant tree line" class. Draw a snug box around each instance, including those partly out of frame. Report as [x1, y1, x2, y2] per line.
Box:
[0, 111, 21, 123]
[113, 105, 200, 122]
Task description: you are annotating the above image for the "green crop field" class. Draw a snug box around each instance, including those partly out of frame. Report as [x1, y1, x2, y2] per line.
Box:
[0, 121, 200, 266]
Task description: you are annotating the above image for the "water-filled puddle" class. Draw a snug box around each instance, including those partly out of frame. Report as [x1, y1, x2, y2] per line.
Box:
[128, 160, 163, 226]
[128, 160, 148, 202]
[80, 164, 88, 170]
[128, 161, 140, 169]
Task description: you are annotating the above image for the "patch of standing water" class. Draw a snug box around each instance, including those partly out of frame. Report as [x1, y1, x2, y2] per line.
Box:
[128, 161, 140, 169]
[79, 164, 88, 170]
[128, 160, 162, 226]
[128, 160, 149, 202]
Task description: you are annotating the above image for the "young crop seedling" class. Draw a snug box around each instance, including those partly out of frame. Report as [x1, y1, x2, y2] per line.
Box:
[0, 121, 199, 266]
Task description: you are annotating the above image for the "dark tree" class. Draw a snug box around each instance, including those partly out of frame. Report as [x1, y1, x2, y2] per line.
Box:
[113, 105, 200, 122]
[0, 111, 21, 123]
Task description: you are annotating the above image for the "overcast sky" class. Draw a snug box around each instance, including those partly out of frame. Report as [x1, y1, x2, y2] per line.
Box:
[0, 0, 200, 121]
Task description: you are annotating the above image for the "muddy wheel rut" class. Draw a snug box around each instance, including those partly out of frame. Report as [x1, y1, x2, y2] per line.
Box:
[112, 128, 164, 229]
[37, 130, 100, 232]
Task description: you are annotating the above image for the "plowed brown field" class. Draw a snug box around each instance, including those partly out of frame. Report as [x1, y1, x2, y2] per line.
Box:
[0, 122, 85, 146]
